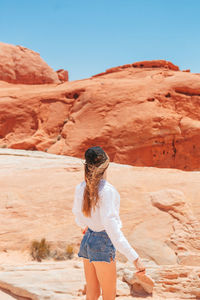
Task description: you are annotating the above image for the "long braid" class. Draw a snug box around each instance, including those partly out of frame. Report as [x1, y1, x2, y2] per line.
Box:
[82, 155, 110, 217]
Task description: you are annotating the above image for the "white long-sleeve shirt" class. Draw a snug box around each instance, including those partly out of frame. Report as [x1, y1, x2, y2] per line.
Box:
[72, 179, 139, 263]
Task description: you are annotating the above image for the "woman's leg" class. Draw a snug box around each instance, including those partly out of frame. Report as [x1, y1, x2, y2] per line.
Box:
[83, 257, 101, 300]
[92, 256, 117, 300]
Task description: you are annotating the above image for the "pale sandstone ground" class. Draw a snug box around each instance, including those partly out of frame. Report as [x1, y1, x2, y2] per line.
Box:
[0, 149, 200, 299]
[0, 291, 16, 300]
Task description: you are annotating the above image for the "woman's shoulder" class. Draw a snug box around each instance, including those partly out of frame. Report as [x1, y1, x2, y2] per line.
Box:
[75, 181, 86, 192]
[99, 179, 119, 195]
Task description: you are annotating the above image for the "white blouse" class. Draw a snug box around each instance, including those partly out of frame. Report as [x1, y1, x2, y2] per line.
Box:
[72, 179, 139, 263]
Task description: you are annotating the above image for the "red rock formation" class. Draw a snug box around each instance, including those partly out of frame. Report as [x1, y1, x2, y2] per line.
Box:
[0, 58, 200, 170]
[92, 59, 179, 77]
[56, 69, 69, 82]
[0, 42, 60, 84]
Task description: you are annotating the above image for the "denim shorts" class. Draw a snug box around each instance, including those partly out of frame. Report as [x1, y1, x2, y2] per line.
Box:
[78, 227, 116, 263]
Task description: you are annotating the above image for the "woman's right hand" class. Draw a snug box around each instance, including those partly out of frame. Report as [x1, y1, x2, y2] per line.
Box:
[133, 257, 146, 273]
[81, 226, 88, 234]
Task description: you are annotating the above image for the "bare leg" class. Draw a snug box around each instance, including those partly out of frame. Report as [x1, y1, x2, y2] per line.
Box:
[83, 258, 101, 300]
[92, 256, 117, 300]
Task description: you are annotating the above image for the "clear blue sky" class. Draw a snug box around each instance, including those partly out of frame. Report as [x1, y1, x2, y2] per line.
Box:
[1, 0, 200, 81]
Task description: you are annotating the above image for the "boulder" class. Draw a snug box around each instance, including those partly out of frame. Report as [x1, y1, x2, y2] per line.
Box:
[0, 42, 60, 84]
[56, 69, 69, 82]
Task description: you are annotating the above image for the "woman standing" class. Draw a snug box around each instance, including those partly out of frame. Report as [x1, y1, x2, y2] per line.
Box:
[72, 146, 145, 300]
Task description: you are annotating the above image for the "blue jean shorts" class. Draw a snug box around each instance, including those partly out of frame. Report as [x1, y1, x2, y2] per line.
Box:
[78, 227, 116, 263]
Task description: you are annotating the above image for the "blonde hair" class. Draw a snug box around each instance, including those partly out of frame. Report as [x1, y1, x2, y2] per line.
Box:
[82, 155, 109, 217]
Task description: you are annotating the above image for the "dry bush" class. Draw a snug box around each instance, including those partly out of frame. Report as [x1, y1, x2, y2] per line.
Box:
[66, 244, 75, 259]
[30, 238, 50, 262]
[30, 239, 75, 261]
[51, 244, 75, 261]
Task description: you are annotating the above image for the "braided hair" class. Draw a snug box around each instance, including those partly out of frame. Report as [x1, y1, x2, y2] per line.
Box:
[82, 146, 110, 217]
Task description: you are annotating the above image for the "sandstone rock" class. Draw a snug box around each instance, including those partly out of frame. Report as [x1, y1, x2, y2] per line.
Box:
[123, 269, 154, 295]
[0, 42, 60, 84]
[93, 59, 179, 77]
[56, 69, 69, 82]
[131, 59, 179, 71]
[177, 253, 200, 266]
[0, 149, 200, 299]
[154, 265, 200, 299]
[150, 189, 186, 211]
[129, 237, 177, 265]
[116, 279, 131, 296]
[0, 60, 200, 170]
[0, 258, 200, 299]
[0, 259, 156, 300]
[0, 290, 16, 300]
[0, 149, 200, 263]
[149, 189, 200, 265]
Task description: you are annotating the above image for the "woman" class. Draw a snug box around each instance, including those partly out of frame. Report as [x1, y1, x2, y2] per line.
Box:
[72, 146, 145, 300]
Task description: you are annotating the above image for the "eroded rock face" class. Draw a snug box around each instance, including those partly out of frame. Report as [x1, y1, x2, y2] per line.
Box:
[122, 265, 200, 299]
[150, 189, 200, 266]
[0, 60, 200, 170]
[0, 42, 60, 84]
